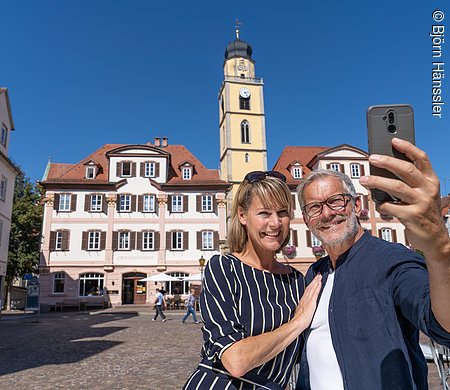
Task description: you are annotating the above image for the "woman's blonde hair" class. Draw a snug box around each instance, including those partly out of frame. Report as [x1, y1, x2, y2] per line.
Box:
[228, 176, 293, 253]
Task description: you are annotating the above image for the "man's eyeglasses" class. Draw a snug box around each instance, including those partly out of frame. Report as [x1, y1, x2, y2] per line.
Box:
[302, 193, 354, 218]
[244, 171, 287, 183]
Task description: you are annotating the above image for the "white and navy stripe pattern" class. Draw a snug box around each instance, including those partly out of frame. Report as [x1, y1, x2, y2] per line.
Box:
[183, 254, 306, 389]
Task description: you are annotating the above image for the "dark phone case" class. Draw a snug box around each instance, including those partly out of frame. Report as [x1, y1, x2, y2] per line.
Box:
[367, 105, 415, 203]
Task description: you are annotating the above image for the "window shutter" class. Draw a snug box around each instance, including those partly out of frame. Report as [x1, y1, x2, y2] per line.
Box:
[62, 230, 70, 251]
[131, 162, 136, 177]
[112, 231, 118, 250]
[69, 194, 76, 212]
[84, 195, 90, 212]
[363, 195, 369, 210]
[183, 196, 188, 212]
[196, 195, 201, 212]
[154, 232, 160, 251]
[116, 162, 121, 177]
[102, 195, 108, 214]
[49, 231, 56, 251]
[131, 195, 137, 212]
[292, 230, 298, 246]
[130, 232, 136, 250]
[100, 232, 106, 250]
[183, 231, 189, 250]
[81, 232, 88, 250]
[140, 162, 145, 177]
[116, 195, 121, 211]
[155, 198, 159, 215]
[167, 196, 172, 213]
[291, 194, 296, 210]
[366, 229, 372, 235]
[326, 164, 330, 170]
[378, 229, 382, 238]
[340, 164, 345, 173]
[53, 194, 60, 211]
[166, 232, 171, 250]
[306, 230, 312, 247]
[392, 230, 397, 243]
[197, 231, 202, 249]
[137, 231, 143, 250]
[360, 164, 365, 176]
[213, 196, 218, 214]
[137, 195, 143, 212]
[214, 231, 219, 250]
[155, 163, 160, 177]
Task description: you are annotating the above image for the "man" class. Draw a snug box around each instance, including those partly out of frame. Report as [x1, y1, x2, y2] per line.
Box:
[296, 138, 450, 389]
[152, 288, 167, 322]
[181, 289, 200, 324]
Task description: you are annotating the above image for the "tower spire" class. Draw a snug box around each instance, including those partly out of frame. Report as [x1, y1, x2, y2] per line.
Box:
[235, 18, 242, 40]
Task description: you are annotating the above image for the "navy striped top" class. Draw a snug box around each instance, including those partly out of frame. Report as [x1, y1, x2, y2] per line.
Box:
[184, 253, 306, 389]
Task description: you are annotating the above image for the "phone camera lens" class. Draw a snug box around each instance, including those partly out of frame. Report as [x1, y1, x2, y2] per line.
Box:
[387, 124, 397, 134]
[388, 112, 395, 124]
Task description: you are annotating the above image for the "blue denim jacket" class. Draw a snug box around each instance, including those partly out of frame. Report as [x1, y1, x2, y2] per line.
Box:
[296, 232, 450, 390]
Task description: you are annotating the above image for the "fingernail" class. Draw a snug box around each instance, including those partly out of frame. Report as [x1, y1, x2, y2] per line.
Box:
[359, 176, 368, 184]
[369, 154, 381, 161]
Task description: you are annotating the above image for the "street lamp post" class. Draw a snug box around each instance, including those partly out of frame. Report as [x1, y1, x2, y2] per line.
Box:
[198, 255, 206, 284]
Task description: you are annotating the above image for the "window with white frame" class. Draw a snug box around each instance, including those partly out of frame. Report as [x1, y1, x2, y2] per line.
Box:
[59, 193, 71, 211]
[142, 231, 154, 250]
[201, 195, 213, 212]
[171, 195, 183, 212]
[292, 166, 302, 179]
[121, 161, 131, 177]
[350, 163, 360, 178]
[312, 234, 322, 247]
[202, 231, 214, 250]
[171, 231, 183, 250]
[329, 163, 340, 172]
[1, 125, 7, 146]
[118, 231, 130, 250]
[0, 177, 6, 201]
[79, 273, 104, 296]
[144, 162, 156, 177]
[53, 273, 65, 294]
[55, 231, 63, 250]
[381, 228, 393, 242]
[182, 167, 192, 180]
[143, 194, 156, 212]
[88, 231, 101, 250]
[90, 195, 103, 212]
[85, 166, 96, 179]
[119, 194, 131, 212]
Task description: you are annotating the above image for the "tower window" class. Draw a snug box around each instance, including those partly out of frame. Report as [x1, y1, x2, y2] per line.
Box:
[245, 153, 249, 163]
[239, 96, 250, 110]
[241, 121, 250, 143]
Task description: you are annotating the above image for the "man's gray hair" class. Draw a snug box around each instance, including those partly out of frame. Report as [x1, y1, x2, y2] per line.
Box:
[296, 169, 357, 208]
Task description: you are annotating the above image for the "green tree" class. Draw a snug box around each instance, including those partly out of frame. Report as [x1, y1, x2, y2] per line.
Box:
[3, 172, 43, 308]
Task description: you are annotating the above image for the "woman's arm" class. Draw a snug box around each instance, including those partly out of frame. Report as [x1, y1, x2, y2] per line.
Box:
[221, 274, 322, 378]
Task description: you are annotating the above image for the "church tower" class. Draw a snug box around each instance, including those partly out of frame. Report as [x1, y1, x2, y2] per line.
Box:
[218, 28, 268, 209]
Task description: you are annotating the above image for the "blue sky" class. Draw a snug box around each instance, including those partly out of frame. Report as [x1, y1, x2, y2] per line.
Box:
[3, 1, 449, 193]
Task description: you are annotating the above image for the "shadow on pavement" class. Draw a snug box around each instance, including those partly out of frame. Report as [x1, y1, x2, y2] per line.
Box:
[0, 311, 139, 376]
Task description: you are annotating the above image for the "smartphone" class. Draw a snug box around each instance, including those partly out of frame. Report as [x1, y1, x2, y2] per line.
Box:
[366, 104, 415, 204]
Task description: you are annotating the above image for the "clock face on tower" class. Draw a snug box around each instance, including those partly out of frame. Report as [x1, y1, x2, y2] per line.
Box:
[239, 87, 251, 99]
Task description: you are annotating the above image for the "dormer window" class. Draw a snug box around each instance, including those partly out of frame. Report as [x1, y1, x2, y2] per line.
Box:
[292, 166, 302, 179]
[85, 166, 96, 179]
[182, 167, 192, 180]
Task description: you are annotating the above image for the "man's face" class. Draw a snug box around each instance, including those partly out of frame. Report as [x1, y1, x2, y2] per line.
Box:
[302, 177, 361, 247]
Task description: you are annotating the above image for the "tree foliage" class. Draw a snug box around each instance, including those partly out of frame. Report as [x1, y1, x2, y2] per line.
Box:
[7, 172, 43, 281]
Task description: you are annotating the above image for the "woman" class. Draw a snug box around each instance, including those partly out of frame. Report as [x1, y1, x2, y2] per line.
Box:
[184, 171, 322, 389]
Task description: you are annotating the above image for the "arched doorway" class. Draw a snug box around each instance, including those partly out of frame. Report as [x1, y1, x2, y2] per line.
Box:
[122, 272, 147, 304]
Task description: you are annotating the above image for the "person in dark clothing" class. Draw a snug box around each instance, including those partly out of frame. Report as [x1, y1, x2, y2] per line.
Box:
[296, 138, 450, 389]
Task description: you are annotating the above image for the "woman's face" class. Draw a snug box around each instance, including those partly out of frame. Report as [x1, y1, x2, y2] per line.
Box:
[238, 195, 291, 254]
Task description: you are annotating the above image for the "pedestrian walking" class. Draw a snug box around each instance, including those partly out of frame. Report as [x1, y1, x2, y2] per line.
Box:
[152, 288, 167, 322]
[182, 289, 199, 324]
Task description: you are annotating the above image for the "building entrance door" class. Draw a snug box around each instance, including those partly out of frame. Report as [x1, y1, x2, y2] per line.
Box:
[122, 272, 147, 304]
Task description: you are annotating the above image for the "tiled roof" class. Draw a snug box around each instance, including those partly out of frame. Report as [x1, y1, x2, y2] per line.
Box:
[42, 142, 227, 187]
[272, 146, 329, 185]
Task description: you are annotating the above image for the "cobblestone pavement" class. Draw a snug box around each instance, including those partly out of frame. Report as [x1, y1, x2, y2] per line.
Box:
[0, 307, 443, 390]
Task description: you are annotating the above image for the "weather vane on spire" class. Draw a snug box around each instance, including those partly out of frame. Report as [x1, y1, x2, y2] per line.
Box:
[235, 18, 243, 40]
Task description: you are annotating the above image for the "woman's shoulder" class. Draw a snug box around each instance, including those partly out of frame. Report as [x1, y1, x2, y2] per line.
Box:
[206, 253, 238, 273]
